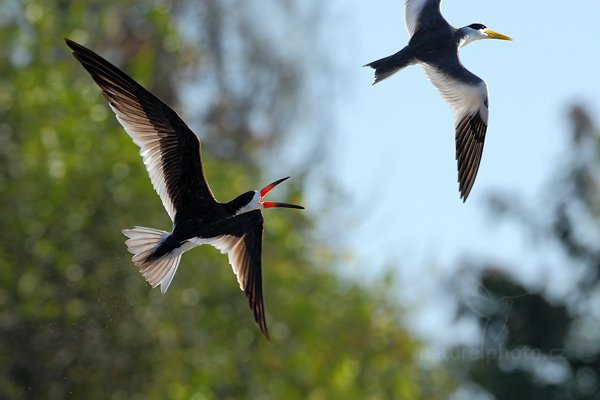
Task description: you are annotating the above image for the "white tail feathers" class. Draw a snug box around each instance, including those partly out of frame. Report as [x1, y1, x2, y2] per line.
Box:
[122, 226, 182, 294]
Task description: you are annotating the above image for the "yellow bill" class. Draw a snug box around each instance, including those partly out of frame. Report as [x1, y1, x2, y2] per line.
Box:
[483, 28, 513, 41]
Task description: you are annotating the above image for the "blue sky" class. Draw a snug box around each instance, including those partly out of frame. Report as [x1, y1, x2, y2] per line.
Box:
[321, 1, 600, 346]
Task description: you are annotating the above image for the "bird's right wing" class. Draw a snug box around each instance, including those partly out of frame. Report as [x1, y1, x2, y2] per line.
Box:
[66, 39, 218, 221]
[203, 210, 269, 339]
[405, 0, 444, 37]
[421, 55, 489, 201]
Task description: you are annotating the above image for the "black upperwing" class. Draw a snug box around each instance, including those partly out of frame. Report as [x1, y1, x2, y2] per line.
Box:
[406, 0, 449, 39]
[66, 39, 218, 221]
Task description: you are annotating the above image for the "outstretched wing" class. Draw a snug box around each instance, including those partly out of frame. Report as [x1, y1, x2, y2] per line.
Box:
[405, 0, 445, 37]
[199, 210, 269, 339]
[66, 39, 218, 221]
[421, 52, 489, 201]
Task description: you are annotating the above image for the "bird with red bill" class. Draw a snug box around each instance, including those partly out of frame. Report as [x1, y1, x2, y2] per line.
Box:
[66, 38, 304, 339]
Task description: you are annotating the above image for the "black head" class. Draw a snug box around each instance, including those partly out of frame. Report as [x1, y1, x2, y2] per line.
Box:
[463, 23, 512, 42]
[467, 23, 487, 31]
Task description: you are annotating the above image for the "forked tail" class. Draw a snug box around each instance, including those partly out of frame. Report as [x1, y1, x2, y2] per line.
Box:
[122, 226, 182, 294]
[364, 49, 416, 84]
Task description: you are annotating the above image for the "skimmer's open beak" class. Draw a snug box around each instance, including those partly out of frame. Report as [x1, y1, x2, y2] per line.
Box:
[259, 177, 304, 209]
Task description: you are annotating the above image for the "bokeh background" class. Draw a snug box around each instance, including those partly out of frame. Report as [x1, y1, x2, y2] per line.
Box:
[1, 1, 600, 399]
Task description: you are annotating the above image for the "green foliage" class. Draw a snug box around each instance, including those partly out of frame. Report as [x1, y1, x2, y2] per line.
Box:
[0, 1, 451, 399]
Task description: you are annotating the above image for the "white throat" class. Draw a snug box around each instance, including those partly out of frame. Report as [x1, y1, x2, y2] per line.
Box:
[235, 191, 261, 215]
[458, 28, 486, 49]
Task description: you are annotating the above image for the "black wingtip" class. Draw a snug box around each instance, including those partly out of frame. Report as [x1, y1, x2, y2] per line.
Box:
[254, 307, 270, 341]
[65, 39, 101, 61]
[262, 328, 271, 342]
[459, 179, 475, 202]
[256, 313, 270, 341]
[459, 181, 472, 203]
[64, 38, 79, 50]
[65, 38, 91, 62]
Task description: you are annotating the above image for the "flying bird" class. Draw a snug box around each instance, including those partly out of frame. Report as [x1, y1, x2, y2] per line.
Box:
[66, 39, 304, 339]
[365, 0, 512, 201]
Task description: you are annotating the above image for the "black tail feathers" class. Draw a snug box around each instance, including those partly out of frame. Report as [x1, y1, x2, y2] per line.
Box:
[364, 50, 415, 84]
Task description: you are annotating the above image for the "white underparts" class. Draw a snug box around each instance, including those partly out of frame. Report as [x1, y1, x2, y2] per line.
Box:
[123, 226, 240, 294]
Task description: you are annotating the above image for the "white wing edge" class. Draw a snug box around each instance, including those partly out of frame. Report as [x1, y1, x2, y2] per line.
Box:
[110, 105, 177, 221]
[421, 63, 489, 125]
[405, 0, 433, 36]
[203, 235, 247, 291]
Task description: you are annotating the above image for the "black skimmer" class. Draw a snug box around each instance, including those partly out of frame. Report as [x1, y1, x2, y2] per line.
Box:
[66, 39, 304, 339]
[365, 0, 511, 201]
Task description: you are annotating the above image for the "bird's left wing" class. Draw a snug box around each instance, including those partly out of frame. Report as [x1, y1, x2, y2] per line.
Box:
[66, 39, 218, 221]
[201, 210, 269, 339]
[421, 53, 489, 201]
